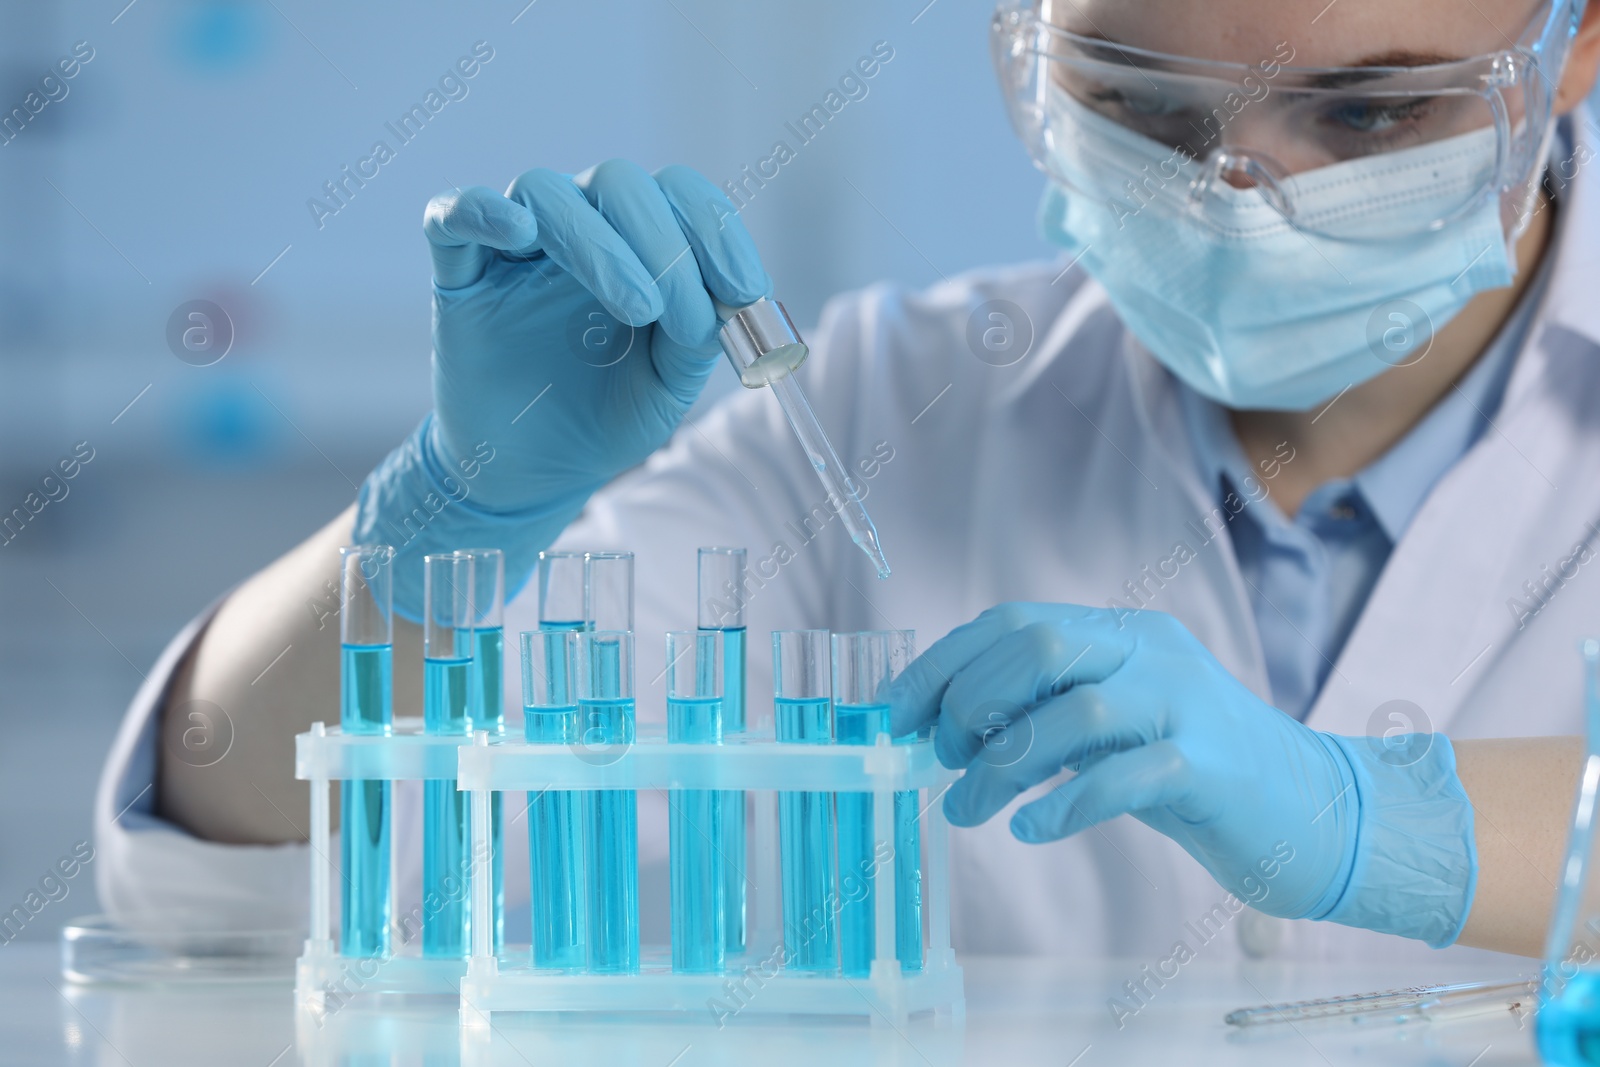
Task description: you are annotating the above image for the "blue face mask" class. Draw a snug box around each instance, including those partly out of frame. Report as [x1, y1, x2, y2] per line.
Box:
[1039, 88, 1520, 411]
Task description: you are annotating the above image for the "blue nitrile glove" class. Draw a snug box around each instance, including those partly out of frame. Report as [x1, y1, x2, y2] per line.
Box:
[888, 604, 1478, 947]
[352, 161, 771, 617]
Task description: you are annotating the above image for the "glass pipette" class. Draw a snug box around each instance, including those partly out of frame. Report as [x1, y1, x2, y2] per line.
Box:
[715, 298, 891, 579]
[1224, 977, 1534, 1027]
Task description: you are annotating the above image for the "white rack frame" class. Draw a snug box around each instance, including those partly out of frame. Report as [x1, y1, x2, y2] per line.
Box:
[295, 722, 965, 1027]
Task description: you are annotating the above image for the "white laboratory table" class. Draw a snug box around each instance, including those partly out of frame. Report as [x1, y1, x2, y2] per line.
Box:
[0, 943, 1545, 1066]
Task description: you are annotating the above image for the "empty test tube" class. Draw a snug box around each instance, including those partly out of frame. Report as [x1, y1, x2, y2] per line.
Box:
[773, 629, 838, 972]
[716, 298, 890, 580]
[537, 550, 587, 632]
[339, 545, 394, 958]
[667, 629, 727, 973]
[423, 552, 475, 958]
[584, 551, 634, 633]
[522, 628, 584, 969]
[464, 548, 506, 955]
[699, 547, 748, 957]
[833, 630, 923, 976]
[577, 629, 640, 974]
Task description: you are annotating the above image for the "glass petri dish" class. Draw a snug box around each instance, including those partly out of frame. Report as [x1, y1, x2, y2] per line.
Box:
[60, 913, 301, 985]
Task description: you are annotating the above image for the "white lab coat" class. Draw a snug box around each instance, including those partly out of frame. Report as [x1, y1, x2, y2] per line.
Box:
[96, 125, 1600, 971]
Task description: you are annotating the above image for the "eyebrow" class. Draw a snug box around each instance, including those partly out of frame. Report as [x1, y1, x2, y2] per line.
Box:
[1348, 49, 1461, 68]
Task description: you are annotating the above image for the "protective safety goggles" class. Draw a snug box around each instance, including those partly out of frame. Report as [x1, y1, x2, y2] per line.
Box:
[991, 0, 1585, 241]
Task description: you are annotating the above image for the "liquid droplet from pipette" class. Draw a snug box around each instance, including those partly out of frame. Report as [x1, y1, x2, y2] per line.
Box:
[852, 527, 891, 580]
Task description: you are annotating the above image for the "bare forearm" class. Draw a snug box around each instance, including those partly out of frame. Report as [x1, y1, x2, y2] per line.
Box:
[1453, 736, 1582, 956]
[157, 504, 424, 844]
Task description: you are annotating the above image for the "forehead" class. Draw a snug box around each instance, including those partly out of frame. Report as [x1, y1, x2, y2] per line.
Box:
[1049, 0, 1546, 67]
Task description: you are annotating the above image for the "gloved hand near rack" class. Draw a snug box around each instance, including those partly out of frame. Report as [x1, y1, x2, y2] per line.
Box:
[888, 603, 1478, 947]
[352, 161, 771, 617]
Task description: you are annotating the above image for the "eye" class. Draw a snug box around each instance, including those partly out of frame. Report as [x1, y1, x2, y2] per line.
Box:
[1324, 97, 1435, 134]
[1087, 85, 1174, 117]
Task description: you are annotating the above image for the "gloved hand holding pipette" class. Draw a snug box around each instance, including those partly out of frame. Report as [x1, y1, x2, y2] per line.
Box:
[353, 161, 772, 615]
[890, 603, 1479, 947]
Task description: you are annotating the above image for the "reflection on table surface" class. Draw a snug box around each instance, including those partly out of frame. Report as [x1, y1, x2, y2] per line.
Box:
[1, 945, 1543, 1066]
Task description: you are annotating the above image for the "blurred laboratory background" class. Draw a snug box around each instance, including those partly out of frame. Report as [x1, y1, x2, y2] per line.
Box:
[0, 0, 1049, 940]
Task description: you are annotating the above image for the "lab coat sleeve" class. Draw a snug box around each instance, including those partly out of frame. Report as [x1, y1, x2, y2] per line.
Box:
[93, 594, 310, 928]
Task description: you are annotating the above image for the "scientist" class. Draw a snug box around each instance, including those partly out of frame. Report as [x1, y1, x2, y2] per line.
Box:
[101, 0, 1600, 964]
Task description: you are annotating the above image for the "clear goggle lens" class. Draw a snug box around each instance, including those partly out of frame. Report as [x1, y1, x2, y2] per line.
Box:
[991, 0, 1578, 241]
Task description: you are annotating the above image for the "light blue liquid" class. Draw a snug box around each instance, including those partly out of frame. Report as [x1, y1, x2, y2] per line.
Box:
[470, 626, 505, 955]
[1541, 968, 1600, 1065]
[835, 703, 923, 976]
[668, 695, 725, 973]
[525, 704, 583, 969]
[340, 643, 392, 958]
[709, 626, 747, 956]
[525, 620, 588, 969]
[581, 696, 638, 974]
[775, 696, 837, 972]
[472, 626, 505, 731]
[423, 656, 472, 959]
[894, 789, 924, 973]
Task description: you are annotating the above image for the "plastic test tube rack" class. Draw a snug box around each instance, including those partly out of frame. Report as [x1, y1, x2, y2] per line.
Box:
[295, 722, 964, 1025]
[295, 718, 481, 1010]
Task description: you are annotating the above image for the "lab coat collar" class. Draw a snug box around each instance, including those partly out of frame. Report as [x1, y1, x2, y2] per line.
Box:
[1307, 113, 1600, 738]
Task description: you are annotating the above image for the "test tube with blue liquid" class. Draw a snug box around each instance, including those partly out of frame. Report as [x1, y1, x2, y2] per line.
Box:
[464, 548, 506, 955]
[521, 627, 584, 969]
[833, 630, 923, 976]
[773, 629, 838, 972]
[577, 627, 639, 974]
[339, 544, 394, 958]
[667, 629, 726, 972]
[525, 550, 588, 967]
[422, 552, 474, 958]
[698, 547, 747, 957]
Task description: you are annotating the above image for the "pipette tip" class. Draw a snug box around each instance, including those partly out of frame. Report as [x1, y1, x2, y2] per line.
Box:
[854, 528, 891, 580]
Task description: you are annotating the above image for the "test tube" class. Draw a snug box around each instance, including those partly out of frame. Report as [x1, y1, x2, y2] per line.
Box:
[423, 552, 475, 959]
[580, 552, 636, 973]
[698, 547, 748, 957]
[525, 550, 589, 969]
[577, 629, 640, 974]
[521, 628, 584, 969]
[832, 630, 922, 976]
[584, 551, 635, 633]
[666, 629, 726, 973]
[537, 550, 587, 632]
[339, 545, 394, 958]
[773, 629, 838, 972]
[464, 548, 506, 955]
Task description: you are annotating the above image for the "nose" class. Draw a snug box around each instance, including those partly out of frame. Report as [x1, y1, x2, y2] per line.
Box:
[1217, 159, 1260, 190]
[1191, 149, 1294, 219]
